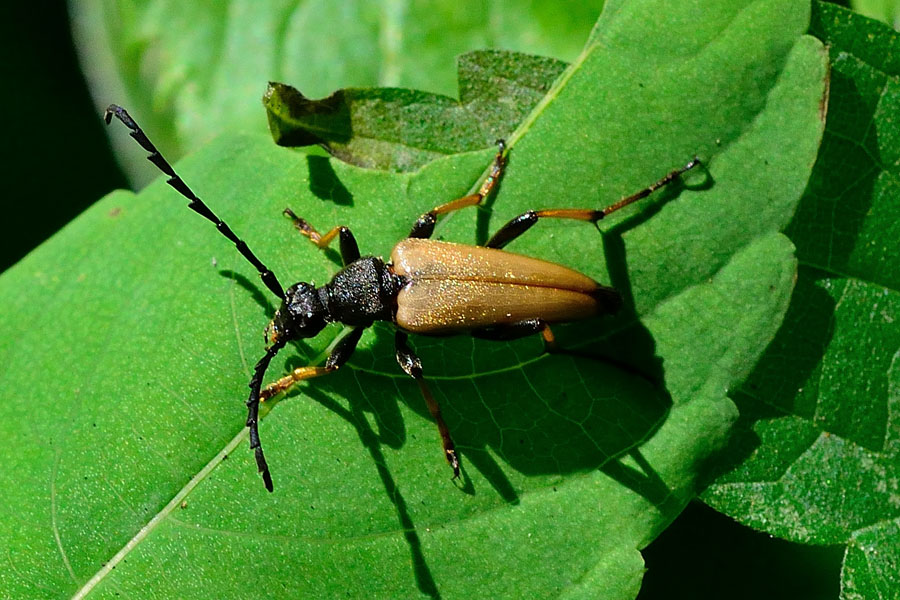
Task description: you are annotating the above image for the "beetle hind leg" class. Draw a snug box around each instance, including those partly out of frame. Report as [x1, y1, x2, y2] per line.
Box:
[408, 140, 507, 239]
[395, 332, 461, 478]
[486, 157, 701, 249]
[472, 319, 560, 353]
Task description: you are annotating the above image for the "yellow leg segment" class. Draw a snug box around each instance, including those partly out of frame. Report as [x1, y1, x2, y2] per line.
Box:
[283, 208, 346, 249]
[260, 365, 335, 401]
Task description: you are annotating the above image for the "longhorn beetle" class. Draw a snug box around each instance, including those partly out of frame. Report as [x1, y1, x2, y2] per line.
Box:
[105, 104, 699, 491]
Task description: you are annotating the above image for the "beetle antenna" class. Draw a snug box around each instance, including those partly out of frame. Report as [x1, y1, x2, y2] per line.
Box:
[104, 104, 285, 300]
[247, 339, 286, 492]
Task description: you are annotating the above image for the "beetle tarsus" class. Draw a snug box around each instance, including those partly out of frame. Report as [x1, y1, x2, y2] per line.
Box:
[283, 209, 361, 265]
[447, 448, 461, 479]
[599, 158, 702, 218]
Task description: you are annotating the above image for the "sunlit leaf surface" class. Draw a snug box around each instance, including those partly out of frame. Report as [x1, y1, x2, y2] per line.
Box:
[4, 1, 825, 597]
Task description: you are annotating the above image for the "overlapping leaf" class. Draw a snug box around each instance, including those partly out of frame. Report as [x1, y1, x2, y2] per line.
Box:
[702, 4, 900, 598]
[2, 1, 826, 597]
[263, 51, 567, 171]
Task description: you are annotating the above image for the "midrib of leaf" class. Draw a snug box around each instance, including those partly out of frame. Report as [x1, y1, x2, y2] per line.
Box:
[798, 259, 900, 294]
[378, 0, 407, 87]
[434, 35, 590, 236]
[70, 427, 247, 600]
[70, 320, 362, 597]
[502, 35, 590, 151]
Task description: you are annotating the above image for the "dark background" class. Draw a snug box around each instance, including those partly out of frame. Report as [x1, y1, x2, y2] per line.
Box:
[0, 0, 126, 273]
[2, 1, 844, 596]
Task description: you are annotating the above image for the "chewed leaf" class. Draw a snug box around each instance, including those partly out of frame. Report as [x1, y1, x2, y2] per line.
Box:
[75, 1, 600, 185]
[264, 51, 568, 171]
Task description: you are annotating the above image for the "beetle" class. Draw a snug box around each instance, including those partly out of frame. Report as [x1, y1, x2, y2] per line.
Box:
[105, 104, 699, 491]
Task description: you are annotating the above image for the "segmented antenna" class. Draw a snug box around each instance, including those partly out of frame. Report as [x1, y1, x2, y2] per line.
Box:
[106, 104, 287, 491]
[246, 339, 286, 492]
[104, 104, 285, 300]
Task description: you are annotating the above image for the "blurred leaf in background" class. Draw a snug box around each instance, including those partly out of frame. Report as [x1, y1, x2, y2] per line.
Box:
[851, 0, 900, 27]
[70, 0, 603, 185]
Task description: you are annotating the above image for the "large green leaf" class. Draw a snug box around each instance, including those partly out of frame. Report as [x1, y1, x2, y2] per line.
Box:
[702, 3, 900, 598]
[70, 0, 602, 184]
[3, 1, 825, 597]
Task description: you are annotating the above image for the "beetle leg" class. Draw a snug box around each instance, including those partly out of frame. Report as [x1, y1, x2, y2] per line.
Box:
[598, 157, 700, 217]
[486, 209, 600, 249]
[249, 328, 361, 492]
[260, 327, 365, 401]
[395, 331, 461, 478]
[260, 366, 334, 402]
[283, 208, 361, 266]
[472, 319, 559, 352]
[408, 140, 508, 239]
[486, 157, 701, 249]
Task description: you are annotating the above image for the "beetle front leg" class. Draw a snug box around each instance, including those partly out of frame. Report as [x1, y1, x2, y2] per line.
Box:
[395, 331, 460, 478]
[283, 208, 361, 266]
[408, 140, 507, 239]
[260, 327, 365, 401]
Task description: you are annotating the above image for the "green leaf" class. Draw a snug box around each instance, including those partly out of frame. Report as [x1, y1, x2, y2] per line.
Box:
[71, 0, 603, 184]
[6, 1, 825, 597]
[263, 51, 567, 171]
[702, 3, 900, 597]
[850, 0, 900, 28]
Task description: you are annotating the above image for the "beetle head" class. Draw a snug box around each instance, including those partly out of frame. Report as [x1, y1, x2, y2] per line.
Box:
[265, 282, 327, 345]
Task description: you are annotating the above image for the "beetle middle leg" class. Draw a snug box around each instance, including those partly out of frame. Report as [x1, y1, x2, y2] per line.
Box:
[395, 331, 461, 478]
[408, 140, 508, 239]
[283, 208, 361, 266]
[486, 157, 700, 249]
